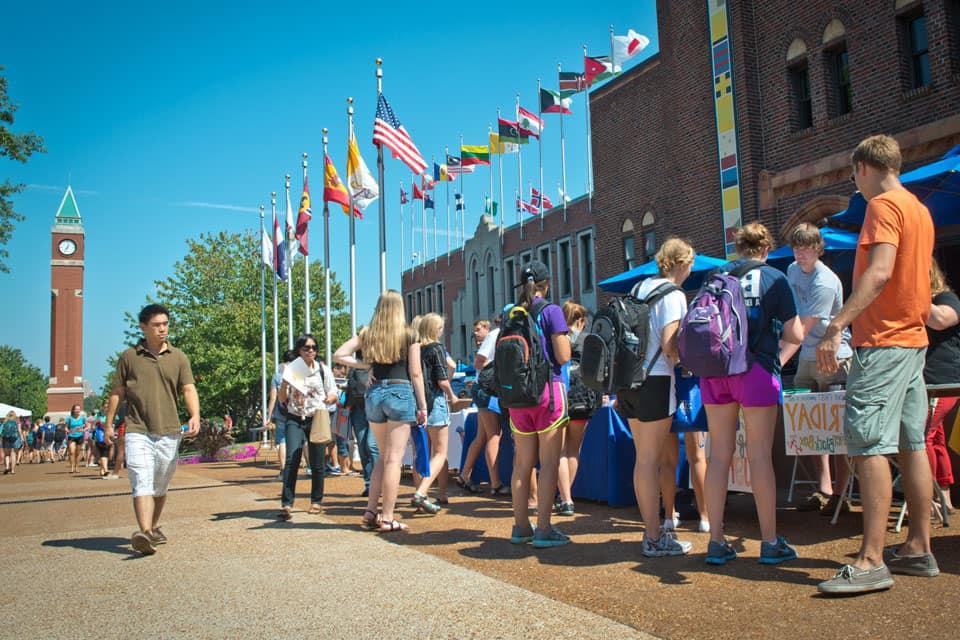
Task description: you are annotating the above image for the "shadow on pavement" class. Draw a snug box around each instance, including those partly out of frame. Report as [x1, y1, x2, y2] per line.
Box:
[42, 536, 136, 557]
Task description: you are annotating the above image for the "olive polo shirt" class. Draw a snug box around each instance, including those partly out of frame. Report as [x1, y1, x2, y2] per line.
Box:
[113, 341, 195, 436]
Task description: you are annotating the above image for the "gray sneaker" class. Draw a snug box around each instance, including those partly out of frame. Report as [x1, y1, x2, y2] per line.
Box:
[131, 532, 156, 556]
[817, 564, 894, 595]
[641, 532, 693, 557]
[148, 527, 168, 545]
[883, 546, 940, 577]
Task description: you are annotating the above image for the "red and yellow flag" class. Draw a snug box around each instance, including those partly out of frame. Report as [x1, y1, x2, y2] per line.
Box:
[323, 153, 361, 218]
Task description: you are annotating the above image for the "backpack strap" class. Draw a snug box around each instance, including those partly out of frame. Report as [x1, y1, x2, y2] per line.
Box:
[641, 281, 681, 306]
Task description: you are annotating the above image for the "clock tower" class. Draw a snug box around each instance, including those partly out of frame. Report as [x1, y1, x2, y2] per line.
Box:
[47, 186, 85, 416]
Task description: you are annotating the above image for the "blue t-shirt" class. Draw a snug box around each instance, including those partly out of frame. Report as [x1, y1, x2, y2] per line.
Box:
[722, 259, 798, 375]
[66, 416, 85, 439]
[532, 297, 569, 378]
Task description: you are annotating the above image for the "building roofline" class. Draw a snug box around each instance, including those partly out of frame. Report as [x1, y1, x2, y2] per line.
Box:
[589, 52, 662, 102]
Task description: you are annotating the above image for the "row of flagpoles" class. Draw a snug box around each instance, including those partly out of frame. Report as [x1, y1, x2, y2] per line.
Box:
[252, 27, 650, 420]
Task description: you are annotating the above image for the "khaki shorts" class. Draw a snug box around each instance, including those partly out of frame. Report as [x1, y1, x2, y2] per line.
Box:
[794, 358, 851, 391]
[844, 347, 927, 457]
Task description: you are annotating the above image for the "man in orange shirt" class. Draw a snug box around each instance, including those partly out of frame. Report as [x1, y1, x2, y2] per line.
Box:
[816, 135, 936, 595]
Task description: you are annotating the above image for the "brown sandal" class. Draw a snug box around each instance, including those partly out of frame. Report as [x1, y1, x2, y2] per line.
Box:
[277, 508, 293, 521]
[379, 519, 408, 533]
[361, 509, 381, 530]
[307, 504, 322, 515]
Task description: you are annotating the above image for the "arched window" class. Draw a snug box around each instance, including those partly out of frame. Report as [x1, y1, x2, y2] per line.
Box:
[786, 38, 812, 130]
[621, 219, 636, 271]
[471, 257, 480, 319]
[822, 20, 852, 118]
[641, 211, 656, 261]
[485, 253, 496, 315]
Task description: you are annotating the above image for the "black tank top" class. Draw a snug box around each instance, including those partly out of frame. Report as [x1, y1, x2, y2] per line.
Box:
[372, 361, 408, 380]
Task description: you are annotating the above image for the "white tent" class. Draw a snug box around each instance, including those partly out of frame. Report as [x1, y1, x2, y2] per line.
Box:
[0, 403, 32, 418]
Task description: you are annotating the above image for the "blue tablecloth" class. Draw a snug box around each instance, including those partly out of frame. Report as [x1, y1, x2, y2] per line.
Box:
[459, 411, 514, 486]
[572, 407, 638, 507]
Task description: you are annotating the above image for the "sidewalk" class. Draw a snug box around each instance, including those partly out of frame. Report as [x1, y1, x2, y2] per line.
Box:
[1, 462, 652, 639]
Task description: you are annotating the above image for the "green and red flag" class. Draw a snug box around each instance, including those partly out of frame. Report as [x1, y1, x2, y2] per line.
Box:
[460, 145, 490, 166]
[584, 55, 615, 85]
[498, 118, 528, 144]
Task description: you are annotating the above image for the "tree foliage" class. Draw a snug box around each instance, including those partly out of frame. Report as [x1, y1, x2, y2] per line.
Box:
[1, 66, 45, 273]
[0, 345, 47, 417]
[109, 231, 351, 426]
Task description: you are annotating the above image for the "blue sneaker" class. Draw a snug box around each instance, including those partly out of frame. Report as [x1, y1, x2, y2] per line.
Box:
[759, 536, 797, 565]
[532, 526, 571, 549]
[705, 539, 737, 565]
[510, 525, 534, 545]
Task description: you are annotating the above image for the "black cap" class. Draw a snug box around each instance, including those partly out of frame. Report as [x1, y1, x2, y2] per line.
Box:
[517, 260, 549, 286]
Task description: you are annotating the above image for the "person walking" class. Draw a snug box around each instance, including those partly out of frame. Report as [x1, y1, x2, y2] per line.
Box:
[335, 290, 429, 533]
[65, 404, 86, 474]
[2, 411, 19, 474]
[103, 304, 201, 556]
[701, 223, 803, 566]
[276, 335, 339, 520]
[265, 350, 296, 481]
[817, 135, 937, 594]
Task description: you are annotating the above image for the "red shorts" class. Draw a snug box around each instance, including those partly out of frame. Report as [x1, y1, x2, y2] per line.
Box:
[509, 379, 568, 436]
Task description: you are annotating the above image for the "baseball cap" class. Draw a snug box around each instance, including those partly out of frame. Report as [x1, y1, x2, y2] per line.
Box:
[517, 260, 549, 286]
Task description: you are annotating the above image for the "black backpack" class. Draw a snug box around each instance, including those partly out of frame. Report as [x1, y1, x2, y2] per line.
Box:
[345, 368, 369, 409]
[494, 299, 553, 409]
[580, 282, 680, 394]
[567, 335, 602, 417]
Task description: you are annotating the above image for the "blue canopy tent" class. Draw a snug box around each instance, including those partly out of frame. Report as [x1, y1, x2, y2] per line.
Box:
[767, 226, 860, 271]
[832, 145, 960, 227]
[598, 254, 727, 294]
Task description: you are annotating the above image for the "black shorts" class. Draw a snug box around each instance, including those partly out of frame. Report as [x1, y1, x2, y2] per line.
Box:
[616, 376, 674, 422]
[94, 441, 111, 458]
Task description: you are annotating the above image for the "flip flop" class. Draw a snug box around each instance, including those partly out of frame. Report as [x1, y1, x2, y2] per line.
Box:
[379, 519, 408, 533]
[307, 505, 322, 515]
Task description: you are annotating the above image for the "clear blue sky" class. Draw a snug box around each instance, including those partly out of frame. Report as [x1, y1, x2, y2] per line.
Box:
[1, 0, 659, 392]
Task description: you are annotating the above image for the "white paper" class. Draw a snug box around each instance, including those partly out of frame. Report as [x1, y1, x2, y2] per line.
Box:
[282, 357, 312, 394]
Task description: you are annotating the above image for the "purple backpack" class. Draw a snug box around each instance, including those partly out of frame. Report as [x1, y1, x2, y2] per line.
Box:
[677, 261, 763, 378]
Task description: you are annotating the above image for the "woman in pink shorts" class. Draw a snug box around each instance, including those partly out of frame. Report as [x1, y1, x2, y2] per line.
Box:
[701, 223, 803, 566]
[506, 260, 572, 548]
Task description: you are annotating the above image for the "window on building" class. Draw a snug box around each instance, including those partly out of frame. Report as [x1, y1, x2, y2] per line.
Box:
[416, 290, 423, 316]
[426, 286, 434, 313]
[504, 257, 516, 294]
[406, 293, 414, 323]
[904, 12, 931, 89]
[486, 258, 496, 316]
[826, 45, 852, 116]
[460, 325, 468, 360]
[640, 212, 657, 262]
[789, 62, 813, 130]
[557, 238, 572, 298]
[520, 250, 532, 264]
[436, 283, 443, 315]
[538, 245, 551, 276]
[578, 230, 594, 293]
[471, 258, 480, 318]
[623, 236, 636, 272]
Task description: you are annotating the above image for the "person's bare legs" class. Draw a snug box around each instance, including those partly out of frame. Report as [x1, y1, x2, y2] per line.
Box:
[379, 421, 411, 524]
[480, 410, 503, 488]
[416, 426, 449, 495]
[529, 468, 539, 509]
[659, 434, 680, 525]
[816, 453, 833, 495]
[557, 420, 587, 504]
[741, 405, 780, 543]
[437, 460, 449, 500]
[535, 426, 565, 532]
[704, 403, 739, 543]
[68, 440, 79, 473]
[512, 434, 538, 531]
[134, 496, 155, 533]
[685, 432, 709, 527]
[630, 417, 673, 541]
[851, 454, 892, 569]
[3, 447, 12, 473]
[365, 422, 388, 515]
[897, 448, 934, 556]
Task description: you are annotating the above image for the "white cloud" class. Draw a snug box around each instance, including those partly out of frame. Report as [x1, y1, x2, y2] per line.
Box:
[174, 201, 259, 213]
[27, 183, 98, 196]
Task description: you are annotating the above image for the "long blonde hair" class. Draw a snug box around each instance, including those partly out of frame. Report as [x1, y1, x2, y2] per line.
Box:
[931, 258, 952, 296]
[361, 290, 412, 364]
[418, 313, 444, 345]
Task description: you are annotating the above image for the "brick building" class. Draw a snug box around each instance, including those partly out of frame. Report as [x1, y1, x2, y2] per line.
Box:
[405, 0, 960, 361]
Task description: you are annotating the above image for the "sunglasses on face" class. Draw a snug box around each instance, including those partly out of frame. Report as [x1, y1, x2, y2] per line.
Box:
[301, 345, 318, 351]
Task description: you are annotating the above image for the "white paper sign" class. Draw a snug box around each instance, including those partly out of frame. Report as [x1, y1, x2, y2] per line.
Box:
[281, 357, 312, 394]
[783, 391, 848, 456]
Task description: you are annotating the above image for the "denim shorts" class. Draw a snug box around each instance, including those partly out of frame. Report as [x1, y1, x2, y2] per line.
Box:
[365, 381, 416, 423]
[272, 413, 287, 445]
[427, 394, 450, 427]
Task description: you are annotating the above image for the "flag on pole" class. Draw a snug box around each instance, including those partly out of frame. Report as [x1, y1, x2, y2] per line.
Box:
[559, 71, 587, 97]
[558, 186, 572, 203]
[585, 55, 616, 85]
[540, 88, 572, 115]
[455, 193, 463, 211]
[517, 197, 539, 215]
[517, 106, 543, 139]
[425, 194, 435, 209]
[612, 29, 650, 68]
[531, 187, 553, 209]
[412, 181, 424, 200]
[323, 153, 359, 218]
[446, 154, 461, 168]
[285, 183, 295, 246]
[347, 133, 380, 212]
[422, 175, 436, 190]
[400, 186, 408, 204]
[498, 118, 528, 144]
[294, 177, 312, 256]
[261, 226, 274, 269]
[484, 197, 498, 217]
[273, 211, 287, 281]
[488, 132, 519, 154]
[460, 145, 491, 166]
[447, 165, 475, 178]
[372, 93, 427, 176]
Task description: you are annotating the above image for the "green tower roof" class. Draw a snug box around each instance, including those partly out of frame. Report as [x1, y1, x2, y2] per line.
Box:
[55, 186, 82, 225]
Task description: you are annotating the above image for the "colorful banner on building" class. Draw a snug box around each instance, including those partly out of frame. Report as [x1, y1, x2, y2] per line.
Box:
[783, 391, 848, 456]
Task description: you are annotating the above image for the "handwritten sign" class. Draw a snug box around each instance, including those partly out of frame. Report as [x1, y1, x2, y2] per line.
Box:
[783, 391, 847, 456]
[700, 418, 752, 494]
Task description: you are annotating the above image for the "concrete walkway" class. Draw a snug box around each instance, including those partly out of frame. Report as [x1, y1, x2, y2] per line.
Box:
[1, 464, 654, 639]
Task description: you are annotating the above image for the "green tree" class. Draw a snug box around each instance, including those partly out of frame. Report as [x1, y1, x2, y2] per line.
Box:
[108, 231, 350, 427]
[1, 66, 45, 272]
[0, 345, 47, 417]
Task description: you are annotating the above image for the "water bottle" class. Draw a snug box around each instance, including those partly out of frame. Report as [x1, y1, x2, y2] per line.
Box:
[623, 331, 640, 355]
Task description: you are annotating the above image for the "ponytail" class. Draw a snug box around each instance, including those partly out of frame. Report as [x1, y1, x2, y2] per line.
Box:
[518, 279, 549, 309]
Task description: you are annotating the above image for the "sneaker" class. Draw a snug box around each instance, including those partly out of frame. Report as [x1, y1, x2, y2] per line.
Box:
[148, 528, 168, 545]
[759, 536, 798, 565]
[325, 464, 342, 476]
[662, 514, 679, 531]
[698, 520, 711, 533]
[305, 467, 312, 476]
[641, 533, 693, 557]
[411, 492, 441, 515]
[817, 564, 894, 595]
[103, 474, 119, 480]
[558, 501, 575, 516]
[883, 546, 940, 577]
[131, 532, 156, 556]
[532, 526, 571, 548]
[797, 491, 830, 512]
[819, 494, 851, 517]
[510, 525, 535, 545]
[705, 539, 737, 565]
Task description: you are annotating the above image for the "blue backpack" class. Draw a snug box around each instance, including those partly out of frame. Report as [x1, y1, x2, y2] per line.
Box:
[677, 261, 763, 378]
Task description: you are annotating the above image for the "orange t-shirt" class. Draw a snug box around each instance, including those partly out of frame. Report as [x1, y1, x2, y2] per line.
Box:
[852, 189, 934, 348]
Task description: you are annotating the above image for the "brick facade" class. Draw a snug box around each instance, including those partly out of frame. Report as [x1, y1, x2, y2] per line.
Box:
[48, 228, 85, 414]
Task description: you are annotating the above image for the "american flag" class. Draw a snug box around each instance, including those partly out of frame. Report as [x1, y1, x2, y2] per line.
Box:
[373, 93, 427, 176]
[446, 165, 475, 178]
[530, 187, 553, 210]
[517, 197, 539, 215]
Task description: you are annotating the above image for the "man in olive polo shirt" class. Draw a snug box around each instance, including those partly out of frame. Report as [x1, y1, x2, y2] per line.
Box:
[104, 304, 200, 556]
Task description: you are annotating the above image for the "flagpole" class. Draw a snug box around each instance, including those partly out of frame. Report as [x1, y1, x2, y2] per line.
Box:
[537, 78, 545, 232]
[583, 44, 593, 214]
[302, 153, 310, 335]
[285, 174, 294, 349]
[459, 133, 465, 254]
[445, 146, 451, 266]
[259, 204, 268, 425]
[432, 157, 437, 262]
[411, 179, 416, 267]
[498, 131, 505, 245]
[320, 130, 332, 366]
[347, 99, 358, 337]
[558, 63, 569, 223]
[400, 179, 405, 274]
[421, 177, 427, 270]
[487, 125, 494, 224]
[271, 192, 279, 373]
[375, 58, 387, 293]
[515, 95, 524, 239]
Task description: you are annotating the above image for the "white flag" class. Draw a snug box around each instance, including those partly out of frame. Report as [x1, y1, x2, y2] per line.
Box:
[612, 29, 650, 70]
[558, 186, 572, 203]
[347, 133, 379, 211]
[260, 226, 274, 269]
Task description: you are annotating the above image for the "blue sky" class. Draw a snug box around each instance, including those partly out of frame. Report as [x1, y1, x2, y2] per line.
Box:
[1, 0, 658, 392]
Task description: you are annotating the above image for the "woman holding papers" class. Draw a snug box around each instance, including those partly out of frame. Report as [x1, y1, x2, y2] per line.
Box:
[335, 290, 429, 533]
[277, 334, 339, 520]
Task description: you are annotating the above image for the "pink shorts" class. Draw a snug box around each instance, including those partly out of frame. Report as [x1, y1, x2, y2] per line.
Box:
[509, 379, 568, 436]
[701, 362, 781, 408]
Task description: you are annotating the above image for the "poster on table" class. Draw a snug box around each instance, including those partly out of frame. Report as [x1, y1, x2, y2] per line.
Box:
[700, 422, 752, 494]
[782, 391, 847, 456]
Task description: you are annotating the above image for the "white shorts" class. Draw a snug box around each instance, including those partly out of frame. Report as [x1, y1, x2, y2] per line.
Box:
[125, 432, 181, 498]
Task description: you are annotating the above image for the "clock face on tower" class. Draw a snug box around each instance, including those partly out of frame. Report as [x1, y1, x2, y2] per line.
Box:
[58, 239, 77, 256]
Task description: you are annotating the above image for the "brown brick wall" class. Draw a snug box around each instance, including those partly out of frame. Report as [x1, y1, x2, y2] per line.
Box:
[48, 230, 84, 412]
